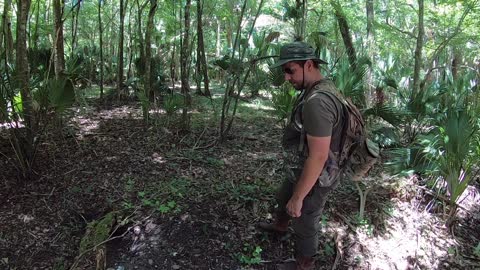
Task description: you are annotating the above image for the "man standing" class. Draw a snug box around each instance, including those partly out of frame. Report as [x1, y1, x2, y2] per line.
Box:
[259, 41, 346, 270]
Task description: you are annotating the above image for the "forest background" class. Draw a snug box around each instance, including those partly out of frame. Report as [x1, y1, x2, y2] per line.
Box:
[1, 0, 479, 269]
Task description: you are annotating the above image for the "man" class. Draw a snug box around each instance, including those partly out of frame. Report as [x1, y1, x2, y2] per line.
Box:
[259, 41, 346, 270]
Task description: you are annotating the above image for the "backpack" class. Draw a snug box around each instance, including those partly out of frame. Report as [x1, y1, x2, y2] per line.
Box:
[299, 85, 379, 182]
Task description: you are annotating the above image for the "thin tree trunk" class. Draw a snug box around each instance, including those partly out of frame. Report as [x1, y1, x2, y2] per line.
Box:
[126, 3, 134, 80]
[117, 0, 127, 94]
[196, 0, 210, 97]
[109, 3, 117, 81]
[34, 0, 42, 49]
[1, 0, 14, 65]
[71, 0, 81, 55]
[412, 0, 424, 97]
[53, 0, 65, 78]
[332, 1, 357, 70]
[136, 0, 146, 66]
[195, 34, 202, 95]
[366, 0, 375, 106]
[226, 21, 232, 51]
[195, 1, 201, 95]
[27, 0, 37, 49]
[16, 0, 34, 174]
[145, 0, 157, 107]
[98, 1, 104, 99]
[295, 0, 307, 41]
[181, 0, 192, 129]
[216, 17, 221, 57]
[0, 0, 11, 56]
[452, 49, 461, 81]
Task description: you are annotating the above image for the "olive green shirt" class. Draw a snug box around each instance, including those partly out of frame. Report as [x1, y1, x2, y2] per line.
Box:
[282, 79, 345, 186]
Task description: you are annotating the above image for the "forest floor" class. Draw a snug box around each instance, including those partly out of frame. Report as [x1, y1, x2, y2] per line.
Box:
[1, 92, 480, 270]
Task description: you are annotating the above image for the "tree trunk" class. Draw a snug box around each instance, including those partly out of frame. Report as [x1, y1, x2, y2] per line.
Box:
[366, 0, 375, 107]
[412, 0, 424, 97]
[0, 0, 11, 55]
[117, 0, 127, 94]
[98, 1, 104, 99]
[196, 0, 210, 97]
[216, 17, 221, 57]
[332, 1, 357, 70]
[136, 0, 146, 67]
[108, 3, 117, 82]
[145, 0, 157, 106]
[181, 0, 192, 129]
[32, 0, 42, 50]
[1, 0, 14, 64]
[226, 21, 232, 51]
[53, 0, 65, 78]
[16, 0, 34, 174]
[452, 49, 461, 81]
[295, 0, 307, 41]
[71, 0, 81, 55]
[126, 3, 134, 80]
[28, 0, 41, 50]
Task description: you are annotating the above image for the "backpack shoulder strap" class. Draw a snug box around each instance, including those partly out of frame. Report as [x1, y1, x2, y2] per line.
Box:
[298, 81, 347, 154]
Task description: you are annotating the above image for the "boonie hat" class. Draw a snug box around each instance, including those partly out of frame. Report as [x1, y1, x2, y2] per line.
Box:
[270, 41, 327, 68]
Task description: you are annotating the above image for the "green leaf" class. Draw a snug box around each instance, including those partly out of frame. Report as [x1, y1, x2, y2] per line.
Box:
[48, 78, 76, 113]
[167, 201, 176, 208]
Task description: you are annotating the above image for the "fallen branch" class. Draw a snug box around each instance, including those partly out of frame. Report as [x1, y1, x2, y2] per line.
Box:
[334, 212, 356, 232]
[332, 231, 344, 270]
[192, 126, 208, 150]
[68, 209, 138, 270]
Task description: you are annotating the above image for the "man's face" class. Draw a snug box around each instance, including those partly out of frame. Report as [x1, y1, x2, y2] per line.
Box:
[282, 61, 305, 90]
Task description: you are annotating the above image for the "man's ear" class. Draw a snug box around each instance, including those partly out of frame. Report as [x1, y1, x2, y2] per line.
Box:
[305, 59, 314, 70]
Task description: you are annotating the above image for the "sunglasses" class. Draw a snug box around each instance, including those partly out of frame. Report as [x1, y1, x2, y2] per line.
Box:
[283, 67, 295, 74]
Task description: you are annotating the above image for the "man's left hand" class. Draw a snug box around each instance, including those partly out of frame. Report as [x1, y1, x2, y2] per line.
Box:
[286, 198, 303, 218]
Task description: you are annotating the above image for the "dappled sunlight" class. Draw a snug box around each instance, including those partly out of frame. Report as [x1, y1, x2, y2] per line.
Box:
[74, 117, 100, 135]
[151, 152, 166, 164]
[355, 199, 456, 269]
[71, 105, 144, 137]
[148, 108, 166, 115]
[456, 185, 480, 218]
[0, 121, 25, 130]
[97, 105, 143, 120]
[240, 102, 275, 111]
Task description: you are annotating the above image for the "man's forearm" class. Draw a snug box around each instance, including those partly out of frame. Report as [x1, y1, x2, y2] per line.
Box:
[291, 156, 327, 201]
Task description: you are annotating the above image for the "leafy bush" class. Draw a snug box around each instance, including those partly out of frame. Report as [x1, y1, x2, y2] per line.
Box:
[269, 84, 297, 124]
[423, 109, 479, 204]
[163, 93, 184, 115]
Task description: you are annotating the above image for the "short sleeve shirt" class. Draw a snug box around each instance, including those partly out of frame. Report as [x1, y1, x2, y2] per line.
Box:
[282, 79, 345, 169]
[303, 80, 344, 138]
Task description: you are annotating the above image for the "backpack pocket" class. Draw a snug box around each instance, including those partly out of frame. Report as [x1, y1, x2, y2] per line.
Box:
[344, 139, 379, 181]
[317, 154, 341, 187]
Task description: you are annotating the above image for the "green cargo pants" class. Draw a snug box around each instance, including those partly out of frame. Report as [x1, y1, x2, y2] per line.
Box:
[275, 168, 340, 257]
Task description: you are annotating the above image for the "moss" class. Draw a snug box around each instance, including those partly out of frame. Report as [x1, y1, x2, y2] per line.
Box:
[79, 212, 115, 253]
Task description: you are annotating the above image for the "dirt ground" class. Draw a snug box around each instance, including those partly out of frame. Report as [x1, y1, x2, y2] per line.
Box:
[1, 100, 479, 270]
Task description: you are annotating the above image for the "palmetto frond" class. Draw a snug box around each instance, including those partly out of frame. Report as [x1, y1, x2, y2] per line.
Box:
[268, 65, 285, 87]
[363, 103, 411, 127]
[383, 144, 433, 176]
[423, 108, 478, 203]
[408, 81, 447, 117]
[333, 55, 371, 108]
[371, 126, 401, 148]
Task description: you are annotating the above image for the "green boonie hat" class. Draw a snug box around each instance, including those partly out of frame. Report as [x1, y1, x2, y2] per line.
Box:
[270, 41, 328, 68]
